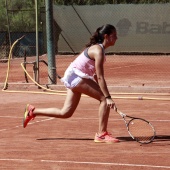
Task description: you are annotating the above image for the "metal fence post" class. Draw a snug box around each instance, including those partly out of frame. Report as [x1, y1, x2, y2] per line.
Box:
[45, 0, 56, 84]
[35, 0, 39, 83]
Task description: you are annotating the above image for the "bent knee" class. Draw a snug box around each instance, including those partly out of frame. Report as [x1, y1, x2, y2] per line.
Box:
[100, 95, 107, 103]
[64, 113, 72, 118]
[60, 110, 73, 118]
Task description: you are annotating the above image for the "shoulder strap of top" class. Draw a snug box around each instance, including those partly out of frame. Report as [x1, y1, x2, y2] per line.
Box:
[98, 44, 105, 55]
[84, 47, 92, 60]
[84, 44, 105, 60]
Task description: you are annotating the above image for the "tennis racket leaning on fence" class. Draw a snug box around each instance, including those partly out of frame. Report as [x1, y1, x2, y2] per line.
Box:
[113, 106, 156, 144]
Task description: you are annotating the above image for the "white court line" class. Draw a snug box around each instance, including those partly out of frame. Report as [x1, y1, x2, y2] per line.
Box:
[73, 118, 170, 122]
[110, 63, 143, 70]
[0, 158, 33, 162]
[0, 116, 22, 118]
[0, 116, 169, 132]
[41, 160, 170, 169]
[0, 116, 53, 119]
[0, 116, 169, 122]
[0, 117, 54, 132]
[0, 159, 169, 169]
[27, 117, 54, 126]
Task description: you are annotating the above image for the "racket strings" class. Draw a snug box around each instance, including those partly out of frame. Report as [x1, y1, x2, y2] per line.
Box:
[128, 119, 155, 143]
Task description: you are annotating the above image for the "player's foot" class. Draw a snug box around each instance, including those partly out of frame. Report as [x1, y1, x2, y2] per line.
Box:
[94, 131, 120, 143]
[23, 104, 35, 128]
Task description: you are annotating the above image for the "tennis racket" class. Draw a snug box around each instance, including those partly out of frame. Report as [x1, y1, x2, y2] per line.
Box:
[114, 106, 156, 144]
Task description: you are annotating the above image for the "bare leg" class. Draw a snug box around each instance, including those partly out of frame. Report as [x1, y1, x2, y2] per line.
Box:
[33, 89, 81, 118]
[33, 78, 109, 134]
[73, 79, 110, 134]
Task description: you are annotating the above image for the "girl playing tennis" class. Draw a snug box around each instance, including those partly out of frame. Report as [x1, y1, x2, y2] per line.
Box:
[23, 24, 119, 143]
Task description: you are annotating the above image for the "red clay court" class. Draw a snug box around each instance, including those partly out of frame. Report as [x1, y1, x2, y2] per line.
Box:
[0, 55, 170, 169]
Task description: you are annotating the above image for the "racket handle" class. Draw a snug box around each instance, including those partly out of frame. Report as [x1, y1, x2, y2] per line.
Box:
[113, 105, 125, 117]
[113, 105, 118, 112]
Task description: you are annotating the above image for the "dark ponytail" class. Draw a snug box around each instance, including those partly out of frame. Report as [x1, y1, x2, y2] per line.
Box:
[86, 24, 116, 48]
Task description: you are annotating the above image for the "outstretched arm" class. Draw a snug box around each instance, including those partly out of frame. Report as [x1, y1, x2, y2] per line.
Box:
[88, 45, 115, 108]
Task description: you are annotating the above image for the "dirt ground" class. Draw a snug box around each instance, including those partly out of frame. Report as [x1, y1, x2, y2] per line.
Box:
[0, 55, 170, 169]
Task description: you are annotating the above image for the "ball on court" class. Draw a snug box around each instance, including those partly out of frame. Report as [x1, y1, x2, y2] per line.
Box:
[138, 96, 143, 100]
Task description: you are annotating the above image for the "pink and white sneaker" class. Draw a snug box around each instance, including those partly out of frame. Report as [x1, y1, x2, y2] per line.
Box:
[23, 104, 35, 128]
[94, 131, 120, 143]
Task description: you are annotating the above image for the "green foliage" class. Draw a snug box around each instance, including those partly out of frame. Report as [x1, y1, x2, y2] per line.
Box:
[0, 1, 7, 31]
[8, 10, 35, 31]
[0, 0, 170, 32]
[0, 0, 44, 32]
[53, 0, 170, 4]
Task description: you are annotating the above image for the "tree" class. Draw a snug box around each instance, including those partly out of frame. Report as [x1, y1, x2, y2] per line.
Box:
[0, 1, 7, 31]
[0, 0, 45, 32]
[53, 0, 170, 4]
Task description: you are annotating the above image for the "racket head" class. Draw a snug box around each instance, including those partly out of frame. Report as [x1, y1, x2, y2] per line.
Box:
[127, 118, 156, 144]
